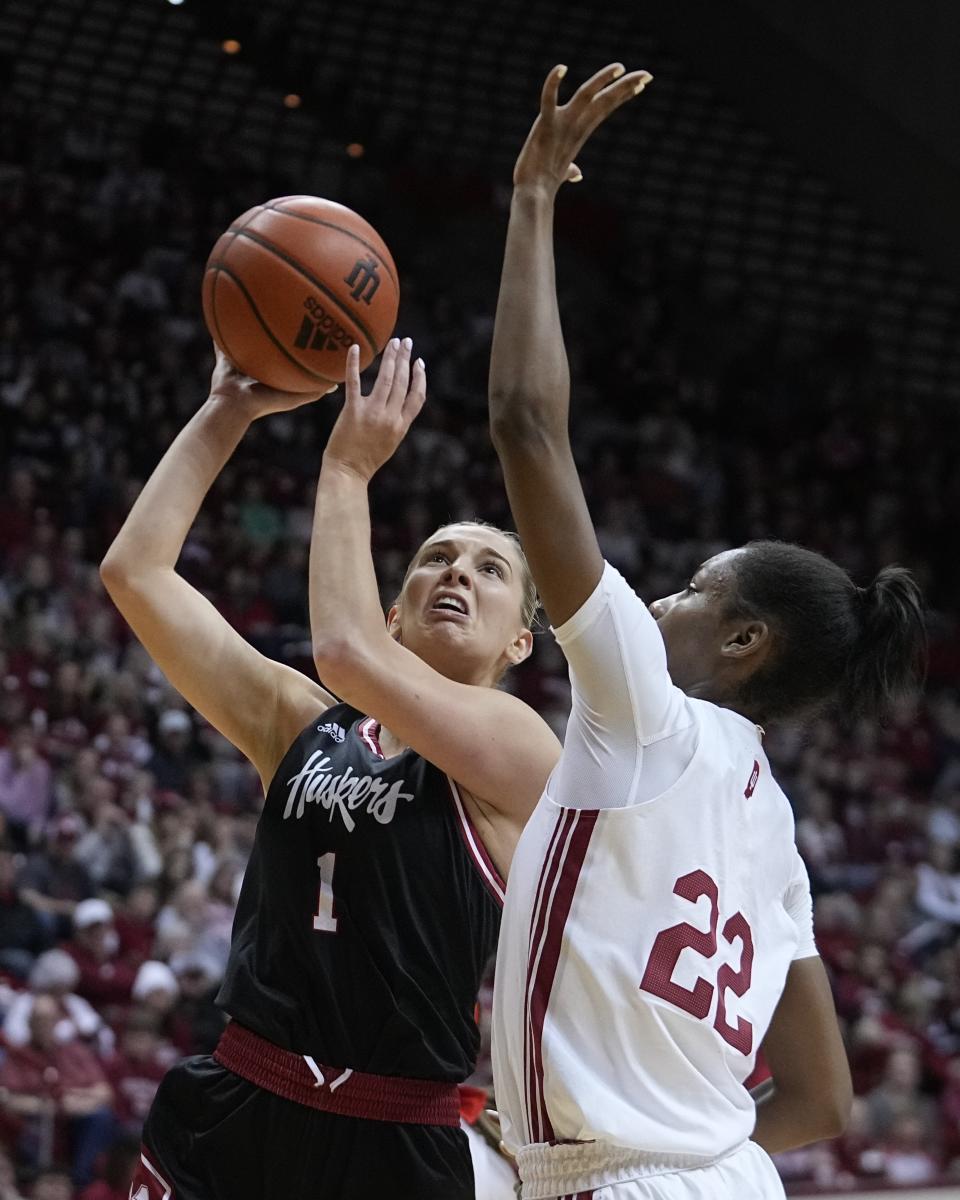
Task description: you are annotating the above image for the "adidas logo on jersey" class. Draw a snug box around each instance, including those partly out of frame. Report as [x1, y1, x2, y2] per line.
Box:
[318, 722, 346, 743]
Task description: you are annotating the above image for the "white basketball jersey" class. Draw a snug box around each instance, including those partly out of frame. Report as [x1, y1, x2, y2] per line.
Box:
[492, 563, 816, 1167]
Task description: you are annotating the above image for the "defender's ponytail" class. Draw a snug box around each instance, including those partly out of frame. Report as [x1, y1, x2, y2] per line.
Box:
[728, 541, 927, 723]
[840, 566, 927, 720]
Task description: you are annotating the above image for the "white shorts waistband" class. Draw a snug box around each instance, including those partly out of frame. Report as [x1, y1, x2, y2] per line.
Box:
[516, 1139, 743, 1199]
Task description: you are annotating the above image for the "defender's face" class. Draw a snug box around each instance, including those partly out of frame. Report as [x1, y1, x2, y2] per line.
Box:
[648, 550, 745, 695]
[391, 525, 531, 685]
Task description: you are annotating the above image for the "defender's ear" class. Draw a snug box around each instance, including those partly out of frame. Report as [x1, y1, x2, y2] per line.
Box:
[721, 620, 770, 661]
[386, 604, 402, 644]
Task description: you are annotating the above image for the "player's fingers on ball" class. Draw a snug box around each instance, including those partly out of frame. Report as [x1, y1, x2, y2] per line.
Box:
[540, 64, 567, 113]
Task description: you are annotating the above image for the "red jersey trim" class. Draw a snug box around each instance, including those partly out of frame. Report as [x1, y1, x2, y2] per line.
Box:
[358, 716, 384, 758]
[524, 808, 598, 1144]
[446, 778, 506, 907]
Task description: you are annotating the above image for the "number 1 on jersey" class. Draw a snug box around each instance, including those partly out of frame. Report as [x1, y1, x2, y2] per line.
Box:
[313, 852, 339, 933]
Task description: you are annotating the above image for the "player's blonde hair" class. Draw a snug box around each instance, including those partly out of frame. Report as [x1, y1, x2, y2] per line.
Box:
[397, 520, 539, 630]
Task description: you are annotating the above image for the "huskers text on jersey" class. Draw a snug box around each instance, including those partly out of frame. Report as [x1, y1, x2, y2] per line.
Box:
[283, 751, 414, 830]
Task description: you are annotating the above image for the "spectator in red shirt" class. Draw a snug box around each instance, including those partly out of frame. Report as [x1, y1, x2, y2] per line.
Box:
[104, 1008, 172, 1134]
[0, 995, 114, 1187]
[78, 1135, 140, 1200]
[62, 898, 136, 1011]
[3, 948, 112, 1056]
[112, 883, 158, 965]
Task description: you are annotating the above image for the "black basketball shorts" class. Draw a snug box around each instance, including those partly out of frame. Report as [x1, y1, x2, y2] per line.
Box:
[129, 1056, 475, 1200]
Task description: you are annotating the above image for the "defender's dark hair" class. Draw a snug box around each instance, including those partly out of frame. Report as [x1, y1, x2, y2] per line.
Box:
[726, 540, 926, 722]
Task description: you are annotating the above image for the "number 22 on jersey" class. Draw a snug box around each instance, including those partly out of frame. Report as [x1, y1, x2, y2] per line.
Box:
[639, 868, 754, 1054]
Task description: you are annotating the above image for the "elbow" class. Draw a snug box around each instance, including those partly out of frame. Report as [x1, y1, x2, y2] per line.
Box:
[489, 401, 562, 457]
[821, 1078, 854, 1140]
[311, 637, 368, 694]
[99, 550, 130, 596]
[797, 1080, 853, 1145]
[99, 550, 164, 600]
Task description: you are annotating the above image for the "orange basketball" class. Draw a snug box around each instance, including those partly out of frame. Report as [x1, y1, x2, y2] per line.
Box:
[202, 195, 399, 391]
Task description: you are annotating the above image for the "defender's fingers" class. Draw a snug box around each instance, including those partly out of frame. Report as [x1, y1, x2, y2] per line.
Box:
[567, 62, 626, 110]
[540, 64, 567, 114]
[580, 70, 652, 138]
[388, 338, 413, 410]
[343, 343, 362, 404]
[402, 357, 427, 424]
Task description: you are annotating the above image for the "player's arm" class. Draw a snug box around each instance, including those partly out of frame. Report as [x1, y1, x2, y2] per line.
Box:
[751, 955, 853, 1154]
[100, 350, 335, 789]
[310, 342, 560, 821]
[488, 64, 651, 627]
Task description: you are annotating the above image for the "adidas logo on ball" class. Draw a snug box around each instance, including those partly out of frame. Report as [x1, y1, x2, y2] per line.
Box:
[295, 294, 354, 353]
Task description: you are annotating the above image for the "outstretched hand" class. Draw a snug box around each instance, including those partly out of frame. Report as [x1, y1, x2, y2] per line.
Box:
[514, 63, 652, 194]
[208, 346, 336, 419]
[324, 338, 427, 481]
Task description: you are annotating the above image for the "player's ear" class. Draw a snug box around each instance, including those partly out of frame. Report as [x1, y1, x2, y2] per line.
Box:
[386, 604, 403, 644]
[504, 628, 533, 667]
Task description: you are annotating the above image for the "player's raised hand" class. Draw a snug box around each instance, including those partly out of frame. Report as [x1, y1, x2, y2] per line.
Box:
[514, 63, 652, 193]
[324, 338, 427, 481]
[208, 346, 335, 419]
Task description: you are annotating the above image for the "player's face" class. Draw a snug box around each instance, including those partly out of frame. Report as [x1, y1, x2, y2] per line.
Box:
[390, 526, 533, 686]
[648, 549, 746, 696]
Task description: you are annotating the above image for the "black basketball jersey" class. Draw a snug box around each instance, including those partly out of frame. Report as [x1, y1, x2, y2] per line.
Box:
[217, 703, 503, 1082]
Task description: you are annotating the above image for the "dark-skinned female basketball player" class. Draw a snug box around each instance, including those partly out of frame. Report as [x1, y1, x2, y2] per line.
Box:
[485, 64, 926, 1200]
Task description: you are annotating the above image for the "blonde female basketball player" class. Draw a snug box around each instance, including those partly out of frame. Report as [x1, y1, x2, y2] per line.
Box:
[103, 342, 559, 1200]
[485, 65, 926, 1200]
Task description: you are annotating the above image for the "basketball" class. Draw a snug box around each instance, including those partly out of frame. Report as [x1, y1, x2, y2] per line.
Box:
[202, 195, 399, 392]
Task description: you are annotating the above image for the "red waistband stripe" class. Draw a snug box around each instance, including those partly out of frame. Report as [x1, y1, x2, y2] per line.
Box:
[213, 1022, 461, 1126]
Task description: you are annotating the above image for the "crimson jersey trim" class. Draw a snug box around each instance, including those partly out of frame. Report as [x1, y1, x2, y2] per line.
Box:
[446, 778, 506, 907]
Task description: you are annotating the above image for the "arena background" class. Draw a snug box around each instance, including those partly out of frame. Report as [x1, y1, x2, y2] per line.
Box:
[0, 0, 959, 1195]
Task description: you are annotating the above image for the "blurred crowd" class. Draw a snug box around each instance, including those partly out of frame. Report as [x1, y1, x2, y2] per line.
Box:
[0, 102, 958, 1196]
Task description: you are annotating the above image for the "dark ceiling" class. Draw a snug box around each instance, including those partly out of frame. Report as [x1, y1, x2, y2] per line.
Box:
[2, 0, 959, 404]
